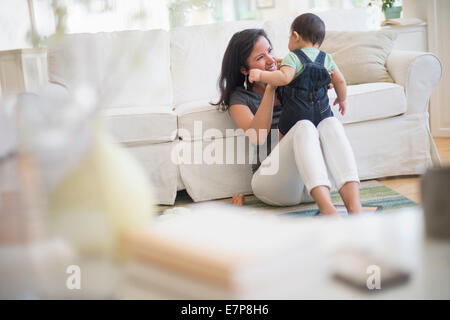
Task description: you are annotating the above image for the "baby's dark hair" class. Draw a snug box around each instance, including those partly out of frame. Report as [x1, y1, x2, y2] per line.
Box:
[291, 13, 326, 46]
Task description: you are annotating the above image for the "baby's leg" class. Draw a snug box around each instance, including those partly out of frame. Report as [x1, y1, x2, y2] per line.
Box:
[317, 117, 361, 214]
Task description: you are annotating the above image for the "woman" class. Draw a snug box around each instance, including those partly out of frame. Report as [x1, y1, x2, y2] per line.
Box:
[213, 29, 362, 216]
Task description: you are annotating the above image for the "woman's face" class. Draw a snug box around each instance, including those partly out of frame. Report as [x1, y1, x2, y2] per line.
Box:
[245, 36, 277, 74]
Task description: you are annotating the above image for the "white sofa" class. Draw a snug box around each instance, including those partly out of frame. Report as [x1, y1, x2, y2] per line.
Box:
[45, 8, 442, 205]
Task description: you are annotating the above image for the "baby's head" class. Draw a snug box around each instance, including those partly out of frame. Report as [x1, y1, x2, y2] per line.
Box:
[288, 13, 325, 51]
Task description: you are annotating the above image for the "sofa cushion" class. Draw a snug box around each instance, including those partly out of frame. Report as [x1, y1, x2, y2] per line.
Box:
[177, 136, 253, 202]
[47, 29, 172, 109]
[176, 82, 407, 141]
[176, 100, 239, 141]
[104, 106, 177, 145]
[321, 30, 398, 85]
[170, 20, 263, 107]
[330, 82, 407, 124]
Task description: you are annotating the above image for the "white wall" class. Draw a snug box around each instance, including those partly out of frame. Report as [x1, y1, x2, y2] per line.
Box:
[258, 0, 310, 21]
[0, 0, 33, 50]
[427, 0, 450, 137]
[403, 0, 429, 21]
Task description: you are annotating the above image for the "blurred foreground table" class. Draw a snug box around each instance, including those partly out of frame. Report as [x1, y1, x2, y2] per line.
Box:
[117, 207, 450, 299]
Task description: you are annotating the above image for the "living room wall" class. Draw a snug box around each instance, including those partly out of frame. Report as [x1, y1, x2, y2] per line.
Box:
[0, 0, 33, 51]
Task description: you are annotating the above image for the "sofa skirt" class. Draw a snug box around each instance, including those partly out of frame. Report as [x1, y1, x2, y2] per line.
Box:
[125, 140, 179, 205]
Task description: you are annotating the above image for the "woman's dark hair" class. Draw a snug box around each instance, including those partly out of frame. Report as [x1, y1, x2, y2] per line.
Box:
[291, 13, 325, 46]
[212, 29, 272, 111]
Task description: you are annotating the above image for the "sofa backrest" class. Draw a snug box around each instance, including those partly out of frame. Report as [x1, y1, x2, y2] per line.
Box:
[47, 29, 172, 110]
[170, 20, 263, 107]
[46, 8, 378, 110]
[170, 7, 377, 106]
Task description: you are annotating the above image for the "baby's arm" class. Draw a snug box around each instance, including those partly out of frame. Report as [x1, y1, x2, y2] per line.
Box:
[249, 66, 296, 87]
[331, 67, 347, 115]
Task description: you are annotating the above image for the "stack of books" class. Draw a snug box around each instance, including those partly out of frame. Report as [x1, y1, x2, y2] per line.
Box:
[121, 203, 324, 299]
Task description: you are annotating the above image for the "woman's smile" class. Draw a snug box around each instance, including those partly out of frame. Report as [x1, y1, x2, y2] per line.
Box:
[266, 63, 276, 71]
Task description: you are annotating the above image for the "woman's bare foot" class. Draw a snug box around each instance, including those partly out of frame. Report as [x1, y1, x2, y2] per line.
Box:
[339, 181, 362, 215]
[310, 186, 338, 216]
[232, 194, 245, 206]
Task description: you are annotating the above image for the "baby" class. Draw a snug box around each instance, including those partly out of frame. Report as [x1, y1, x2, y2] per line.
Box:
[249, 13, 347, 138]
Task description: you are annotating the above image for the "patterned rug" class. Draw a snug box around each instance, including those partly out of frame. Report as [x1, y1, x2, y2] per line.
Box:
[157, 180, 418, 217]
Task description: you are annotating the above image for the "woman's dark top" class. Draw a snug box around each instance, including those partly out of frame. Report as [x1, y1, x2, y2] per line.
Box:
[229, 87, 283, 173]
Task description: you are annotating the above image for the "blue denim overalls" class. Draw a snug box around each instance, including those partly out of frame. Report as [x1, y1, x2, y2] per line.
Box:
[277, 49, 333, 135]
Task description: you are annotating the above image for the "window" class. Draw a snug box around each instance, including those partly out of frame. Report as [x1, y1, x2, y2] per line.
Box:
[18, 0, 377, 48]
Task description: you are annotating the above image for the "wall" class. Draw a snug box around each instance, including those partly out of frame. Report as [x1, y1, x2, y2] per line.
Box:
[258, 0, 311, 21]
[0, 0, 32, 51]
[403, 0, 429, 21]
[427, 0, 450, 137]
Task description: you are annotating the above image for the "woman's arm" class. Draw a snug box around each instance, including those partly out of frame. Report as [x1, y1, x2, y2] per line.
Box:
[229, 84, 277, 145]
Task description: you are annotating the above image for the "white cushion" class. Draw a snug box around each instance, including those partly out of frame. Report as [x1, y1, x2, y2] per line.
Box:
[175, 83, 406, 141]
[170, 20, 263, 107]
[321, 30, 398, 85]
[178, 136, 253, 202]
[330, 82, 407, 124]
[47, 30, 172, 109]
[104, 106, 177, 144]
[176, 100, 239, 141]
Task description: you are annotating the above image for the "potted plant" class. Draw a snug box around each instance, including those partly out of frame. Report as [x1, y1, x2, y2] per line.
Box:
[369, 0, 402, 20]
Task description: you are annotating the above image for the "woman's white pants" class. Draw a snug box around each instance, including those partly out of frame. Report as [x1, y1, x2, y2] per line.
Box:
[251, 117, 360, 206]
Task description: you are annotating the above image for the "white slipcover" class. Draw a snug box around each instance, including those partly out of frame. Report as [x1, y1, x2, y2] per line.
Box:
[170, 20, 263, 107]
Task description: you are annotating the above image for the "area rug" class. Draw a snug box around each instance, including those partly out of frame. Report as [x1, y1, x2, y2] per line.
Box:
[157, 180, 418, 217]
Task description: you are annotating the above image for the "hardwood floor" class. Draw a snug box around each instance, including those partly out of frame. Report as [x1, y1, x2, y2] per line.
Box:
[377, 137, 450, 204]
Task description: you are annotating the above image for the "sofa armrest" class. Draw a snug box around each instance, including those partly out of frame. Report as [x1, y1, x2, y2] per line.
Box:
[387, 50, 442, 115]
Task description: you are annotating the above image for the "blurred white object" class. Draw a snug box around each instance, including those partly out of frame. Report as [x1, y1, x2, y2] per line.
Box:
[0, 238, 76, 299]
[119, 208, 450, 299]
[15, 85, 97, 193]
[0, 101, 16, 159]
[122, 203, 323, 299]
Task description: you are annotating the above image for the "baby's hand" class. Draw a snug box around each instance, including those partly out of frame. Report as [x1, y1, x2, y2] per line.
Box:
[249, 69, 262, 83]
[333, 98, 347, 115]
[276, 58, 283, 70]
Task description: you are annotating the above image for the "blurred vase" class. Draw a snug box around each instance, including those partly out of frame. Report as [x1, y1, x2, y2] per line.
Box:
[47, 117, 155, 260]
[13, 86, 156, 262]
[1, 98, 76, 299]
